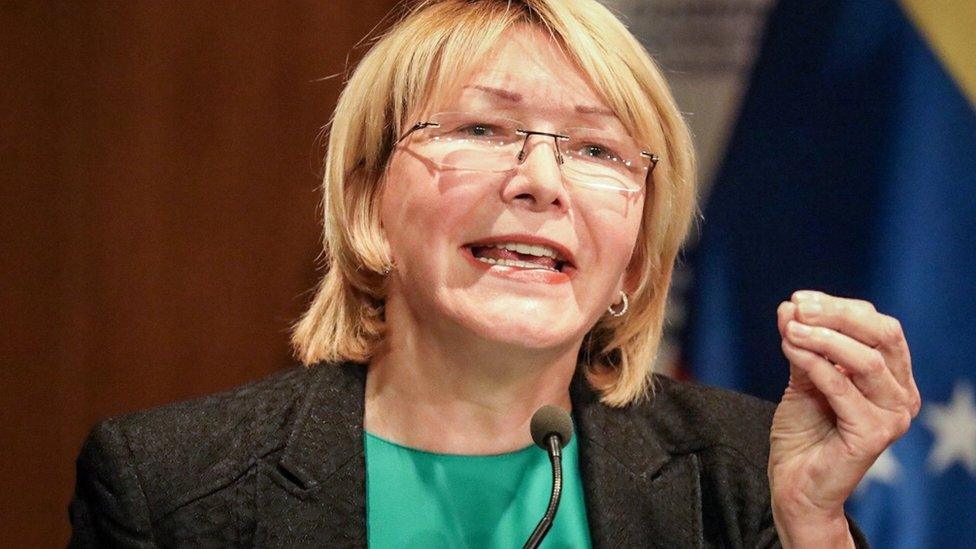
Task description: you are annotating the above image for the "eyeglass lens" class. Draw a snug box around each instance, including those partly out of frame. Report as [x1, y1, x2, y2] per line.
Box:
[406, 111, 651, 192]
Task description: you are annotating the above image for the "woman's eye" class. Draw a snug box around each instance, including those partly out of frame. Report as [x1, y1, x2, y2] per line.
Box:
[580, 143, 618, 161]
[584, 145, 606, 157]
[462, 124, 494, 137]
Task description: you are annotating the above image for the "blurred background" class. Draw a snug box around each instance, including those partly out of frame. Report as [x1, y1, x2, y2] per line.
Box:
[2, 0, 973, 546]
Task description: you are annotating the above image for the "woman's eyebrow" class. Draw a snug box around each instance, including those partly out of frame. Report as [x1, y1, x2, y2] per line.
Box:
[574, 103, 616, 118]
[464, 84, 616, 118]
[466, 84, 523, 102]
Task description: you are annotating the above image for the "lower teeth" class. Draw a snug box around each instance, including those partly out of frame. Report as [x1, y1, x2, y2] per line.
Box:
[475, 256, 558, 272]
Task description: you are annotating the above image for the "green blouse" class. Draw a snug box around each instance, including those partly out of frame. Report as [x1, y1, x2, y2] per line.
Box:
[364, 430, 592, 548]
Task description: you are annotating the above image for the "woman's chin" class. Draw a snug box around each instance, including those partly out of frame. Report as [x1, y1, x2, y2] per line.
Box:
[451, 302, 587, 352]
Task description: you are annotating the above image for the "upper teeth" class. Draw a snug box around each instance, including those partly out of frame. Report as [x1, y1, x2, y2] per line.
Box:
[491, 242, 564, 261]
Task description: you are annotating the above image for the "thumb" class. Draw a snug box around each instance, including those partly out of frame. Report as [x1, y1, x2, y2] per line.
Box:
[777, 300, 812, 387]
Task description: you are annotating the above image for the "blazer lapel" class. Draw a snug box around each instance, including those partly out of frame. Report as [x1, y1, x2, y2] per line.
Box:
[253, 365, 703, 548]
[573, 375, 704, 549]
[255, 362, 368, 548]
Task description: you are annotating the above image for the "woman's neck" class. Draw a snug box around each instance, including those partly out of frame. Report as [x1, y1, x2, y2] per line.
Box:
[364, 297, 580, 455]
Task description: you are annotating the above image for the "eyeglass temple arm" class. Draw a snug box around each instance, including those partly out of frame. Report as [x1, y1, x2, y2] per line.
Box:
[395, 121, 439, 144]
[640, 151, 660, 186]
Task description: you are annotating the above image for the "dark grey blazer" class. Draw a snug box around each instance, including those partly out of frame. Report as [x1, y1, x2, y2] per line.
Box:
[68, 362, 868, 547]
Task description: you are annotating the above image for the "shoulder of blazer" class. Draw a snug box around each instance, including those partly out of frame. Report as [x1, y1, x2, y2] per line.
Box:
[92, 362, 345, 520]
[569, 371, 781, 547]
[642, 373, 777, 470]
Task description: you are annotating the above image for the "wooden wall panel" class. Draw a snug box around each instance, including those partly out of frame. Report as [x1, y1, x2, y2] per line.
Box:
[0, 1, 398, 545]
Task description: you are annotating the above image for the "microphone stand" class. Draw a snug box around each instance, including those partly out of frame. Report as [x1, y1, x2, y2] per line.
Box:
[523, 434, 564, 549]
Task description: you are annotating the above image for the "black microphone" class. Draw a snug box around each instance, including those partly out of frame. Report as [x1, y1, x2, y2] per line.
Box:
[524, 405, 574, 549]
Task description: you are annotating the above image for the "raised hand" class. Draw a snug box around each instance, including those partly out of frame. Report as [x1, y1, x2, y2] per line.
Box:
[768, 290, 921, 547]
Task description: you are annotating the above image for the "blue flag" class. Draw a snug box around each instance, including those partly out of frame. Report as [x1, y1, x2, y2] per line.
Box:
[685, 0, 976, 547]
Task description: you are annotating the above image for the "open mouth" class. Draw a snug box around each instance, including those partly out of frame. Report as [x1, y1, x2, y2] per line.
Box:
[463, 241, 576, 275]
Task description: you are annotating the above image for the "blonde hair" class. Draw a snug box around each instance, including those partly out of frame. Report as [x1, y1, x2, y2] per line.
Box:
[292, 0, 697, 407]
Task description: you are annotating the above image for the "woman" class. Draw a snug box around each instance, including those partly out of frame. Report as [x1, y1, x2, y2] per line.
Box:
[69, 0, 920, 547]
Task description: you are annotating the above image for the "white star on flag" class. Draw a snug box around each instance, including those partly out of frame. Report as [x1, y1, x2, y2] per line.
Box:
[856, 447, 900, 494]
[923, 380, 976, 476]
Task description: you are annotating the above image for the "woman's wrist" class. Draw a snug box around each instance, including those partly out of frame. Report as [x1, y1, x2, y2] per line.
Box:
[771, 500, 855, 549]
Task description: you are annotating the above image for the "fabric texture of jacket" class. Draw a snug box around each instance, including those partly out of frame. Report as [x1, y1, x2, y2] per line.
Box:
[68, 362, 869, 547]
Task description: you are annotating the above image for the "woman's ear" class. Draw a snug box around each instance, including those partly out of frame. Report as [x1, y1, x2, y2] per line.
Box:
[374, 173, 395, 266]
[620, 246, 645, 296]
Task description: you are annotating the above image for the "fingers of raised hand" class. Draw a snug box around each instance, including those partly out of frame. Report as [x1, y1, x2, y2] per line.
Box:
[784, 319, 905, 411]
[780, 338, 912, 454]
[787, 291, 920, 417]
[780, 337, 871, 420]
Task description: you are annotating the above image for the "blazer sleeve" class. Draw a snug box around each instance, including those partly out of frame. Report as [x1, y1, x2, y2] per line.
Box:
[68, 419, 157, 548]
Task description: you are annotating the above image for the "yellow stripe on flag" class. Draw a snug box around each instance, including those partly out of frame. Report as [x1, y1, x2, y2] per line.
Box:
[900, 0, 976, 109]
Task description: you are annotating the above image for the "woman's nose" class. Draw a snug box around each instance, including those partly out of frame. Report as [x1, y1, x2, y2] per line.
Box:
[501, 136, 570, 213]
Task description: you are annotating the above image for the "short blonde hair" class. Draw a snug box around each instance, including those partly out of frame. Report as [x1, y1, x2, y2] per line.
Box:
[292, 0, 697, 407]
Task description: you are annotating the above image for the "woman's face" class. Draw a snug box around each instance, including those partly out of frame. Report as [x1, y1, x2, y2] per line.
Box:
[380, 26, 649, 352]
